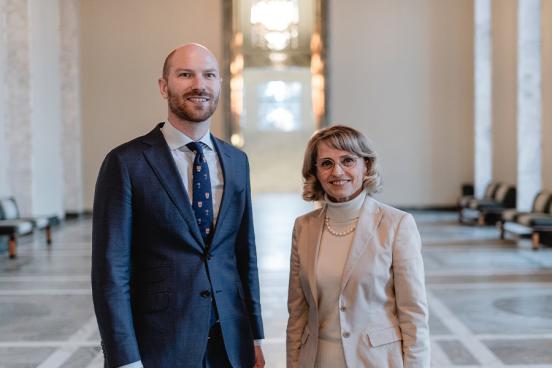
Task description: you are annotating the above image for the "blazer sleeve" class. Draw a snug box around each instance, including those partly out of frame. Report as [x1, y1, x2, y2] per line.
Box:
[392, 213, 431, 368]
[286, 220, 309, 368]
[235, 153, 264, 339]
[91, 151, 141, 367]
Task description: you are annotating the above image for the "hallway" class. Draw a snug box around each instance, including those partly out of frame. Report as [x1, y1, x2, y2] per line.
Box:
[1, 194, 552, 368]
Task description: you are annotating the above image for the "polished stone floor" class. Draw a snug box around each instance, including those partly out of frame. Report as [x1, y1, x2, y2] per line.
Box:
[1, 193, 552, 367]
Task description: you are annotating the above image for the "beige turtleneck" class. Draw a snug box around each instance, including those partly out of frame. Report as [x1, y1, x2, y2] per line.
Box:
[315, 191, 366, 368]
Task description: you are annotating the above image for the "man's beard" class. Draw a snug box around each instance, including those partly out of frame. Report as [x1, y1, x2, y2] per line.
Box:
[167, 89, 219, 123]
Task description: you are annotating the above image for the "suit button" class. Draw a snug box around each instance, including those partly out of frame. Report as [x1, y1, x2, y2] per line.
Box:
[206, 254, 213, 261]
[200, 290, 211, 298]
[340, 306, 346, 312]
[342, 332, 350, 338]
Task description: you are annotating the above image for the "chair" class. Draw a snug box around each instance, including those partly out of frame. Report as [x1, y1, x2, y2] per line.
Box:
[501, 191, 552, 249]
[460, 183, 516, 225]
[0, 197, 59, 258]
[458, 182, 500, 212]
[499, 191, 552, 239]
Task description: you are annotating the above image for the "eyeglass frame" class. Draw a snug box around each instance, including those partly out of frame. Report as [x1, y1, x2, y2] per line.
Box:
[315, 154, 365, 172]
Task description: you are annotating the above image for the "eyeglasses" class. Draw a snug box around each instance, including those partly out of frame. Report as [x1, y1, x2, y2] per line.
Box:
[316, 155, 360, 172]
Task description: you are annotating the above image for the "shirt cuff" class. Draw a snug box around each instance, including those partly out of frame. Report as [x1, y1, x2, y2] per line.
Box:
[117, 361, 143, 368]
[254, 339, 263, 346]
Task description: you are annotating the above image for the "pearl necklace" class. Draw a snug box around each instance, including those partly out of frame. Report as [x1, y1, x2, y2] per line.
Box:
[324, 217, 358, 237]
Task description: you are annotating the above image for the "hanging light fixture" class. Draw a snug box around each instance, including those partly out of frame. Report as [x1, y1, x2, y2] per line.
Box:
[250, 0, 299, 51]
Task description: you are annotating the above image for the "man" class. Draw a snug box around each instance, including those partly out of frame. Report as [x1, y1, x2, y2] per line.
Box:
[92, 43, 265, 368]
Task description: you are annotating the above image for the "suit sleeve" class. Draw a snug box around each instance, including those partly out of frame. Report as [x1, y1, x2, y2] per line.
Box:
[235, 153, 264, 339]
[286, 220, 308, 368]
[392, 213, 431, 368]
[92, 151, 141, 367]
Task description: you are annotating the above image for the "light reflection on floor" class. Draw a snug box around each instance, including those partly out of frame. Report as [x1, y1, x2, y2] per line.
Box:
[1, 194, 552, 367]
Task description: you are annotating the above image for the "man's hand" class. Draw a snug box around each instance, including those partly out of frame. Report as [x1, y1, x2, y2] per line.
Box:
[254, 345, 265, 367]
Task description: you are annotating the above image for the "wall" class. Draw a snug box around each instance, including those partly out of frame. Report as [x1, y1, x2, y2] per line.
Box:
[328, 0, 474, 207]
[492, 0, 517, 185]
[80, 0, 223, 209]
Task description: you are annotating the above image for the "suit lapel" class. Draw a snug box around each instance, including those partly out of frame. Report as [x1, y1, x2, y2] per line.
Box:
[209, 136, 233, 247]
[306, 207, 326, 308]
[142, 124, 204, 251]
[340, 195, 383, 292]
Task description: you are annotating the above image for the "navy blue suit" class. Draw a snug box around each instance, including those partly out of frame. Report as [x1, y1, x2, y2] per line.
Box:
[92, 123, 264, 367]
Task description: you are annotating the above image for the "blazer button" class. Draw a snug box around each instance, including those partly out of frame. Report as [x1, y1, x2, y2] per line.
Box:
[340, 306, 346, 312]
[200, 290, 211, 298]
[342, 332, 350, 338]
[206, 254, 213, 261]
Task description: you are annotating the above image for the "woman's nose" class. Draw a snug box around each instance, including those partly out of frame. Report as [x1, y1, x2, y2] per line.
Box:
[330, 163, 345, 175]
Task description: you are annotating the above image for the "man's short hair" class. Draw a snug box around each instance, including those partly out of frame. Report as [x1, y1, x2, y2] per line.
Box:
[162, 49, 177, 80]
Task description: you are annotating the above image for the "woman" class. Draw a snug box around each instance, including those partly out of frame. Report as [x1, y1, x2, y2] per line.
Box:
[286, 125, 430, 368]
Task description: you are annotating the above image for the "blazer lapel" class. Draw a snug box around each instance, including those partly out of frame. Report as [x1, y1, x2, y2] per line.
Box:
[209, 136, 233, 247]
[305, 207, 326, 308]
[142, 124, 204, 251]
[340, 195, 383, 292]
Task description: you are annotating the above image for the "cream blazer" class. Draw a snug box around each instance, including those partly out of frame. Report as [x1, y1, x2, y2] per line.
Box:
[286, 195, 430, 368]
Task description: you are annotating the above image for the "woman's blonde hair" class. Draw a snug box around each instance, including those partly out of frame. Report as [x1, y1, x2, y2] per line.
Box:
[302, 125, 382, 202]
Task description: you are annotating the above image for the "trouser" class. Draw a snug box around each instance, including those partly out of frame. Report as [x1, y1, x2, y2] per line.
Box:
[203, 322, 232, 368]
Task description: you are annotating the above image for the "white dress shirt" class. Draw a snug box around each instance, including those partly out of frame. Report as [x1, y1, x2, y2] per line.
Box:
[161, 121, 224, 223]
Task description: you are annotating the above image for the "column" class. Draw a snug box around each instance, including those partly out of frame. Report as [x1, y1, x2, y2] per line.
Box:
[0, 0, 8, 197]
[60, 0, 84, 215]
[516, 0, 542, 211]
[29, 0, 64, 218]
[4, 0, 33, 215]
[474, 0, 493, 198]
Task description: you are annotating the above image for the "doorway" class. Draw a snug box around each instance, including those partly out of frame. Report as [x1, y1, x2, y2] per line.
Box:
[223, 0, 327, 193]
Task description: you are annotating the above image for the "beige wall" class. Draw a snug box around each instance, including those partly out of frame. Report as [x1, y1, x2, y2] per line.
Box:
[328, 0, 474, 207]
[80, 0, 223, 208]
[492, 0, 517, 185]
[81, 0, 549, 208]
[543, 0, 552, 190]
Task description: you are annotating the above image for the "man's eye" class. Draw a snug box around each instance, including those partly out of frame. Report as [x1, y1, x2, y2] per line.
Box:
[206, 72, 217, 78]
[178, 72, 191, 78]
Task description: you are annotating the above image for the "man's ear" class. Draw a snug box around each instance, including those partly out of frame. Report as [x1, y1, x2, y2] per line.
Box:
[158, 78, 168, 99]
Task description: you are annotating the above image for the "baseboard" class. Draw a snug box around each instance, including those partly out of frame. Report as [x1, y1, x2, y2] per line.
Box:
[65, 211, 93, 220]
[397, 205, 459, 212]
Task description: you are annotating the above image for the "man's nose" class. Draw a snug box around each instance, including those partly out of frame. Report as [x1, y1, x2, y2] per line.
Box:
[191, 75, 206, 90]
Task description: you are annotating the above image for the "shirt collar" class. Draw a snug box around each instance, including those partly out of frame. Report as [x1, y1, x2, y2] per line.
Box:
[161, 121, 214, 152]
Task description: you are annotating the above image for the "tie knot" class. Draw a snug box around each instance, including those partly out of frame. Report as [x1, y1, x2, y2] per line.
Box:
[186, 141, 204, 156]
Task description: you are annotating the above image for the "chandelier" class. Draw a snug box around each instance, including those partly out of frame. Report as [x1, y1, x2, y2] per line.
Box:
[250, 0, 299, 51]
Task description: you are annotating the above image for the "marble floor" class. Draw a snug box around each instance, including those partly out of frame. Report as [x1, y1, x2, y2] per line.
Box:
[1, 193, 552, 368]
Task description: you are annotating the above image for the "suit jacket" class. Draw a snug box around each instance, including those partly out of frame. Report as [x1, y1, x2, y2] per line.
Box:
[286, 195, 430, 368]
[92, 123, 264, 368]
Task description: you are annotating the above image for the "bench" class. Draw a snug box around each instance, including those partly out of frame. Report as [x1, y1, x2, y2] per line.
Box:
[460, 183, 516, 225]
[499, 191, 552, 249]
[0, 197, 59, 258]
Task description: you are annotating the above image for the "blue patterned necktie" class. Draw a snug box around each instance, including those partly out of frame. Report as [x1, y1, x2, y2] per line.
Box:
[186, 141, 213, 242]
